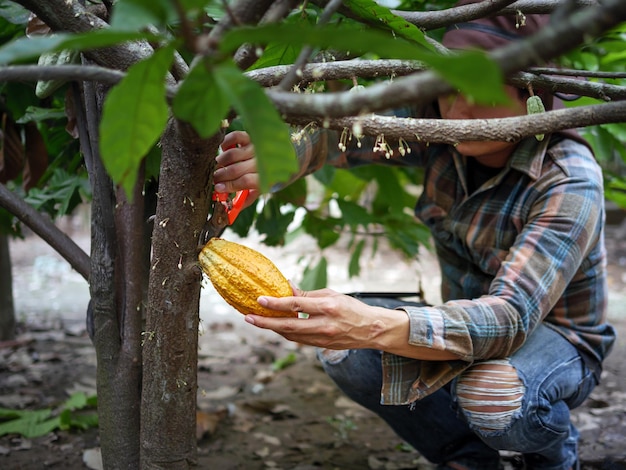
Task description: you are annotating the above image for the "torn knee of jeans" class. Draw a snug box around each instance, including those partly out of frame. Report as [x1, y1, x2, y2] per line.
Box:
[317, 348, 350, 365]
[456, 359, 525, 435]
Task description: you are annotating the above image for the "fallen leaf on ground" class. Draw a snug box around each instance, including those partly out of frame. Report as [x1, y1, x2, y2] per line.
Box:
[196, 408, 228, 440]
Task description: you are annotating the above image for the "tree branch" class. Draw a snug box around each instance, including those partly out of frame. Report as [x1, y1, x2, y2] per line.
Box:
[2, 59, 624, 143]
[13, 0, 158, 74]
[265, 0, 626, 118]
[395, 0, 598, 30]
[4, 60, 624, 105]
[245, 59, 426, 87]
[393, 0, 520, 30]
[198, 0, 277, 62]
[276, 0, 344, 91]
[529, 67, 626, 79]
[234, 0, 303, 69]
[509, 71, 626, 102]
[0, 65, 124, 86]
[285, 100, 626, 144]
[0, 184, 90, 280]
[491, 0, 626, 78]
[503, 0, 597, 14]
[243, 59, 626, 102]
[6, 0, 625, 147]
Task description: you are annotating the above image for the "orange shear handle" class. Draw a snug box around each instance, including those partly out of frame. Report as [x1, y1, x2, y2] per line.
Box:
[212, 189, 249, 225]
[212, 142, 249, 225]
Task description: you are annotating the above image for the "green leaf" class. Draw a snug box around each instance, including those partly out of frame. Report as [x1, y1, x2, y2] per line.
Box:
[606, 183, 626, 209]
[0, 408, 59, 439]
[16, 106, 66, 124]
[368, 166, 415, 215]
[100, 45, 175, 199]
[383, 213, 431, 258]
[213, 62, 298, 193]
[425, 51, 508, 104]
[327, 169, 369, 199]
[0, 30, 157, 65]
[63, 392, 89, 411]
[60, 410, 99, 431]
[228, 203, 257, 237]
[343, 0, 433, 50]
[221, 22, 507, 104]
[0, 2, 31, 26]
[220, 22, 429, 60]
[272, 352, 297, 371]
[300, 256, 328, 290]
[337, 199, 373, 228]
[0, 392, 99, 438]
[247, 42, 302, 70]
[0, 35, 67, 64]
[303, 213, 341, 248]
[25, 169, 87, 218]
[272, 177, 307, 207]
[58, 409, 72, 430]
[246, 8, 321, 71]
[0, 81, 39, 119]
[256, 198, 296, 246]
[313, 165, 336, 186]
[348, 239, 365, 278]
[145, 145, 163, 181]
[180, 0, 217, 10]
[172, 62, 230, 138]
[110, 0, 177, 31]
[0, 408, 22, 420]
[70, 412, 99, 430]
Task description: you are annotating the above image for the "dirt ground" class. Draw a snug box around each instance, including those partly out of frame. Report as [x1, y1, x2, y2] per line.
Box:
[1, 209, 626, 470]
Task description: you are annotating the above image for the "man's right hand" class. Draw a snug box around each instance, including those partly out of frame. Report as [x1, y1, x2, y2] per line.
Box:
[214, 131, 260, 209]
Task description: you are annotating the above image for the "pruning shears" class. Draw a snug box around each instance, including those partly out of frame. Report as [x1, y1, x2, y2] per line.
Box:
[201, 188, 249, 244]
[201, 144, 250, 243]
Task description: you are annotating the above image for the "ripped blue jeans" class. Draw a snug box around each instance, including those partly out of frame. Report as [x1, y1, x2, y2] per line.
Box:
[318, 320, 597, 470]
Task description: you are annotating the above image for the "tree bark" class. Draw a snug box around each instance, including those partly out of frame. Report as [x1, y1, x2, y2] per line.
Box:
[140, 119, 218, 469]
[0, 232, 15, 341]
[76, 78, 144, 469]
[15, 0, 154, 73]
[0, 184, 90, 279]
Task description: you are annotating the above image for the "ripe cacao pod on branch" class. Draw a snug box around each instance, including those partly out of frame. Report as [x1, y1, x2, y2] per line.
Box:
[198, 238, 297, 318]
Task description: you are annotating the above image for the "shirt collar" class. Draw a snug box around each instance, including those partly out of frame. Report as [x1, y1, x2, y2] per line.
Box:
[508, 137, 550, 180]
[451, 137, 550, 193]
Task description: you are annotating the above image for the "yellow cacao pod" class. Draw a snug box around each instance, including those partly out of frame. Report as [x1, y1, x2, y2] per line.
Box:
[198, 238, 297, 318]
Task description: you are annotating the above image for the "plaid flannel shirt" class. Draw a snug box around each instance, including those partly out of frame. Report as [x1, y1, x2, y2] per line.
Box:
[289, 116, 616, 405]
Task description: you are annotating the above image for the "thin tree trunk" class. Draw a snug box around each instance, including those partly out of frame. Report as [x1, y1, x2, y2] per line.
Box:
[77, 80, 145, 469]
[140, 119, 218, 468]
[0, 232, 15, 341]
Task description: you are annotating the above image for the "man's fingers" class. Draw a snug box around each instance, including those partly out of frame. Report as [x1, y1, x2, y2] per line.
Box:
[214, 159, 257, 182]
[257, 291, 339, 316]
[245, 314, 301, 330]
[216, 145, 255, 168]
[258, 295, 305, 314]
[221, 130, 251, 150]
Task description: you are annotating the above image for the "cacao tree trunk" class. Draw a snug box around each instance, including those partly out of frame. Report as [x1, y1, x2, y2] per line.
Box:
[5, 2, 288, 467]
[77, 81, 146, 469]
[0, 232, 15, 341]
[140, 119, 218, 468]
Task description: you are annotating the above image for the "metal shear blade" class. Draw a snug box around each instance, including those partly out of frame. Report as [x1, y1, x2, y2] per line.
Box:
[201, 189, 249, 243]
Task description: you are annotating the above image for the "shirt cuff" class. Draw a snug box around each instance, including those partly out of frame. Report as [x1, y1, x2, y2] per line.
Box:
[399, 305, 474, 361]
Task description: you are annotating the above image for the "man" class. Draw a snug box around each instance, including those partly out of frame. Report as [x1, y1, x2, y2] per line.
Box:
[212, 2, 616, 468]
